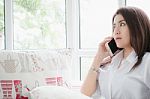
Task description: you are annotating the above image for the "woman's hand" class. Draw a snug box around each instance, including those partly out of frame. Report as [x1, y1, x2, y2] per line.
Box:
[97, 36, 113, 57]
[101, 56, 112, 66]
[92, 36, 113, 69]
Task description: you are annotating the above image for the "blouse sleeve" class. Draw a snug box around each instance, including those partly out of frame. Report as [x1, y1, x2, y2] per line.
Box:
[144, 53, 150, 89]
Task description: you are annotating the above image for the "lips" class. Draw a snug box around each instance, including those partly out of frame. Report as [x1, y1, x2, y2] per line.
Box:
[115, 37, 122, 40]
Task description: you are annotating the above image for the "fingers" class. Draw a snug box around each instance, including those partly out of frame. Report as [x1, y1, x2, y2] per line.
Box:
[98, 36, 113, 50]
[102, 56, 112, 63]
[100, 56, 112, 66]
[101, 36, 113, 44]
[96, 36, 113, 60]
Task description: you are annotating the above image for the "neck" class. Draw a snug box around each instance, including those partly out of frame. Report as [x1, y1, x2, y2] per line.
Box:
[123, 47, 133, 59]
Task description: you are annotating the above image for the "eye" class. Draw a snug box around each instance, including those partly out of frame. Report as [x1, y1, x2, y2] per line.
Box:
[120, 22, 126, 27]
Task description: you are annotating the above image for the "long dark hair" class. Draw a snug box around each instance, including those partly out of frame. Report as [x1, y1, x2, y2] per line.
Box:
[112, 7, 150, 69]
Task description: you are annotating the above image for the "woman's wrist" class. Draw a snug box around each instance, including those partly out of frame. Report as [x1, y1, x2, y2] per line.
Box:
[92, 55, 103, 68]
[90, 66, 100, 73]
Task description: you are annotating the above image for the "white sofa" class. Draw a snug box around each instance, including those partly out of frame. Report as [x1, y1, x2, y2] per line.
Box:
[0, 49, 73, 99]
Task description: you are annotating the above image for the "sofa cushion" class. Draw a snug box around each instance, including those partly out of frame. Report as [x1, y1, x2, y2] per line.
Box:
[29, 86, 92, 99]
[0, 49, 72, 99]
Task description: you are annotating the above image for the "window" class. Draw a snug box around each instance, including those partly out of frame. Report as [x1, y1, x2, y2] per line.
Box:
[80, 0, 118, 49]
[78, 0, 150, 80]
[0, 0, 4, 49]
[6, 0, 150, 81]
[13, 0, 66, 49]
[126, 0, 150, 17]
[79, 0, 118, 80]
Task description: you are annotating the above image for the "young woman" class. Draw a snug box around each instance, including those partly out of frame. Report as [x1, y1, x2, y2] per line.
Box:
[81, 7, 150, 99]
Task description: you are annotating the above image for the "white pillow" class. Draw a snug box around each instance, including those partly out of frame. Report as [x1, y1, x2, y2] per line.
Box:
[29, 86, 92, 99]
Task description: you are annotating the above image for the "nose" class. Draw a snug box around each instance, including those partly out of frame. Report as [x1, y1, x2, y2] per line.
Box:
[113, 26, 120, 35]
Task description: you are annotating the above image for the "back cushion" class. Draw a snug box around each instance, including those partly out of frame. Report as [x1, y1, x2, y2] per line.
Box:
[0, 49, 72, 99]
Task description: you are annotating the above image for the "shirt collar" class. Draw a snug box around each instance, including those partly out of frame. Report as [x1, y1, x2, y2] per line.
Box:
[111, 50, 124, 64]
[125, 49, 137, 64]
[111, 49, 138, 72]
[112, 49, 137, 63]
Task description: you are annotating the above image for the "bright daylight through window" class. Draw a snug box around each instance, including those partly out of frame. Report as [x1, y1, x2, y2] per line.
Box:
[79, 0, 118, 80]
[0, 0, 4, 49]
[2, 0, 150, 80]
[13, 0, 66, 49]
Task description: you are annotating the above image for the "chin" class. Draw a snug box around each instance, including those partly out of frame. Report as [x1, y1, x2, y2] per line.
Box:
[116, 44, 123, 48]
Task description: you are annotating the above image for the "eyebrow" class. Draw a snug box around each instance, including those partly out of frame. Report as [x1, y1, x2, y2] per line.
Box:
[118, 20, 125, 23]
[113, 20, 126, 25]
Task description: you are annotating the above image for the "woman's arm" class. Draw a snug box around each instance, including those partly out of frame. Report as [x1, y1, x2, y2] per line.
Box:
[80, 37, 112, 96]
[80, 54, 103, 96]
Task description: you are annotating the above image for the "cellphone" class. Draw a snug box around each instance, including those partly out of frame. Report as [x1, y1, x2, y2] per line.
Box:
[106, 38, 123, 57]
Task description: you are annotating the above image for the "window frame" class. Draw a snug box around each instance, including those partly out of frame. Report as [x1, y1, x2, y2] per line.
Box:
[4, 0, 14, 49]
[76, 0, 126, 80]
[4, 0, 126, 80]
[4, 0, 67, 50]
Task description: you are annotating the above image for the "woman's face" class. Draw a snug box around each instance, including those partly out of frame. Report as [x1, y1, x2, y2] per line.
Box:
[113, 14, 131, 49]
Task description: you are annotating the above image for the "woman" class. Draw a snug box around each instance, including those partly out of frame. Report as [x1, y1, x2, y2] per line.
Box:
[81, 7, 150, 99]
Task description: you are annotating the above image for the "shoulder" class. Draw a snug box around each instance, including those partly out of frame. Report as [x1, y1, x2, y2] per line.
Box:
[142, 52, 150, 88]
[142, 52, 150, 75]
[142, 52, 150, 62]
[141, 52, 150, 69]
[139, 52, 150, 77]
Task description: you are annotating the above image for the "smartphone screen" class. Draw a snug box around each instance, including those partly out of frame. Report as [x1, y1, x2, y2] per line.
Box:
[107, 38, 123, 56]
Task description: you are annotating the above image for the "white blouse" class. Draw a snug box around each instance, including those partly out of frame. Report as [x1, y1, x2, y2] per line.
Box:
[97, 50, 150, 99]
